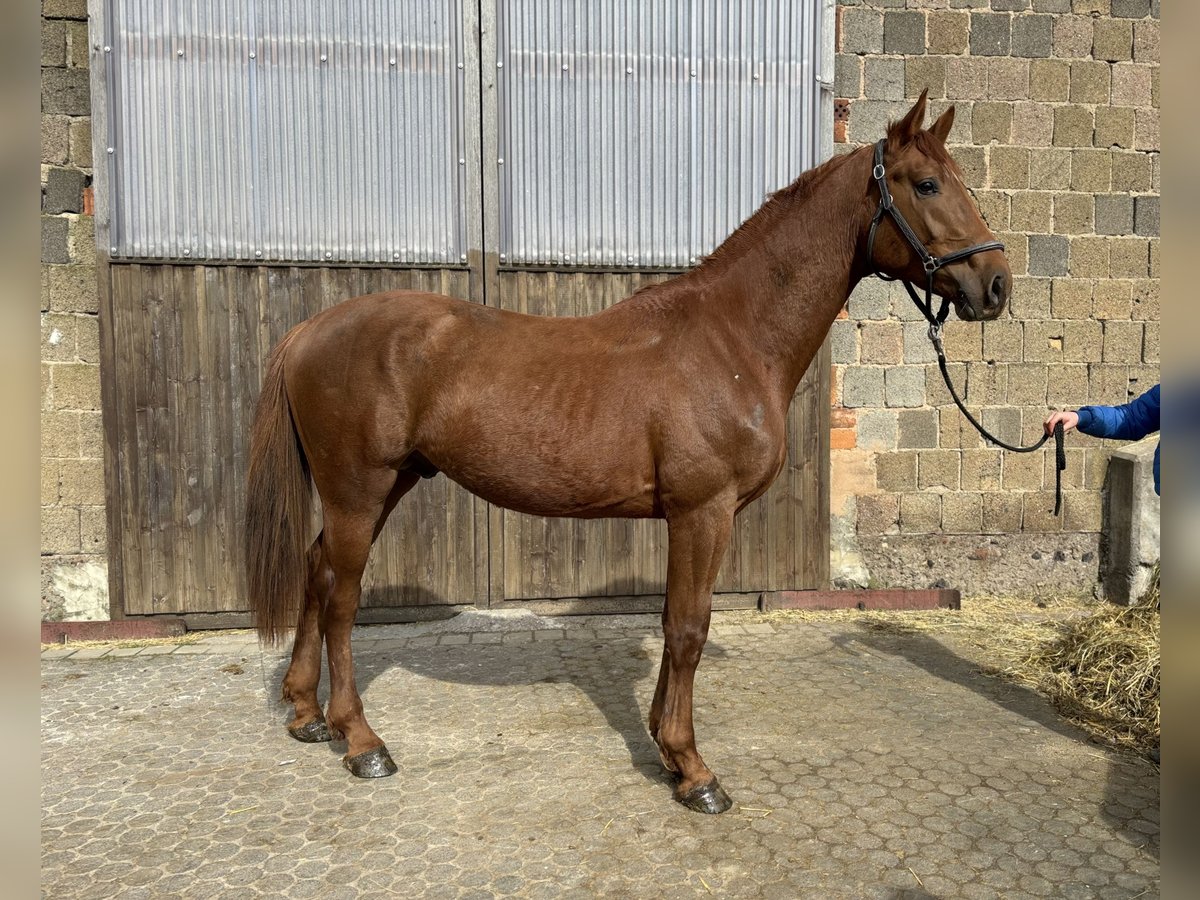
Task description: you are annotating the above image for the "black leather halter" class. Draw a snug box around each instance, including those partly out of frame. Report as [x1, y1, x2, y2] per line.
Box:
[866, 138, 1065, 515]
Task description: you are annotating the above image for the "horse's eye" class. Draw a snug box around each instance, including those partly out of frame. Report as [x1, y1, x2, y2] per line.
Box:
[917, 179, 939, 196]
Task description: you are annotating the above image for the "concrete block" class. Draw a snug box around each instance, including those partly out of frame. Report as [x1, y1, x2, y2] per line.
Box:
[857, 409, 899, 452]
[41, 67, 90, 116]
[1012, 15, 1054, 57]
[989, 146, 1031, 189]
[41, 115, 69, 165]
[80, 507, 108, 553]
[988, 58, 1030, 100]
[841, 9, 884, 55]
[44, 0, 89, 17]
[1046, 364, 1091, 406]
[1102, 321, 1144, 364]
[883, 11, 926, 55]
[1133, 19, 1159, 63]
[1111, 0, 1150, 15]
[946, 58, 989, 101]
[942, 321, 982, 363]
[860, 322, 902, 365]
[42, 216, 70, 264]
[1028, 234, 1069, 277]
[1089, 363, 1133, 405]
[830, 320, 858, 365]
[68, 119, 92, 168]
[972, 102, 1012, 144]
[1094, 195, 1134, 235]
[43, 167, 86, 214]
[939, 405, 984, 450]
[1031, 149, 1071, 191]
[1092, 279, 1133, 320]
[865, 57, 905, 100]
[900, 493, 942, 534]
[1004, 451, 1044, 491]
[1142, 322, 1159, 363]
[918, 450, 960, 490]
[1033, 0, 1072, 11]
[1068, 235, 1110, 278]
[943, 492, 983, 534]
[973, 189, 1010, 232]
[970, 13, 1011, 56]
[982, 492, 1023, 533]
[981, 407, 1023, 448]
[885, 367, 926, 409]
[1063, 320, 1102, 363]
[49, 362, 101, 410]
[905, 57, 946, 100]
[1023, 492, 1063, 533]
[1111, 152, 1152, 192]
[903, 322, 938, 365]
[1069, 60, 1111, 104]
[927, 11, 970, 55]
[843, 367, 885, 408]
[1109, 237, 1149, 278]
[876, 451, 918, 492]
[1052, 193, 1092, 235]
[1093, 19, 1134, 62]
[47, 264, 98, 313]
[847, 278, 891, 320]
[1111, 64, 1152, 107]
[42, 19, 66, 67]
[1009, 192, 1051, 233]
[1070, 149, 1111, 192]
[41, 312, 76, 362]
[1007, 363, 1050, 406]
[982, 321, 1023, 363]
[1012, 102, 1053, 147]
[898, 409, 939, 450]
[1029, 59, 1069, 101]
[1094, 107, 1135, 150]
[1130, 278, 1159, 321]
[1050, 278, 1092, 319]
[856, 494, 900, 538]
[835, 54, 862, 98]
[42, 507, 81, 554]
[1134, 196, 1159, 236]
[1101, 435, 1158, 603]
[1023, 319, 1064, 363]
[966, 362, 1007, 404]
[961, 449, 1002, 491]
[1053, 15, 1093, 58]
[1053, 106, 1094, 147]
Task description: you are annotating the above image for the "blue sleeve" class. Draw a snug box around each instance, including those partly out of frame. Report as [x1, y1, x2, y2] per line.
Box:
[1076, 385, 1160, 441]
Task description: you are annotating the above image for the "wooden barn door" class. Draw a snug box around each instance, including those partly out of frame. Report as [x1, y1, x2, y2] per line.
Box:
[102, 263, 489, 620]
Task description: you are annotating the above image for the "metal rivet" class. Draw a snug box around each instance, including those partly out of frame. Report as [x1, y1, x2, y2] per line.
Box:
[103, 46, 111, 53]
[496, 61, 503, 68]
[320, 54, 327, 62]
[499, 253, 506, 261]
[393, 252, 400, 260]
[460, 254, 467, 263]
[690, 256, 697, 264]
[254, 250, 262, 258]
[110, 246, 117, 254]
[177, 49, 184, 57]
[564, 255, 571, 263]
[457, 62, 464, 69]
[626, 67, 633, 75]
[562, 63, 568, 70]
[325, 251, 333, 259]
[690, 71, 696, 77]
[458, 158, 465, 165]
[389, 58, 396, 66]
[106, 147, 114, 154]
[249, 51, 256, 59]
[183, 249, 191, 256]
[627, 255, 634, 263]
[753, 73, 759, 80]
[497, 158, 504, 165]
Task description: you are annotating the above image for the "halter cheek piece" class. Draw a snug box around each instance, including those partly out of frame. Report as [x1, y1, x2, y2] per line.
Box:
[867, 137, 1065, 516]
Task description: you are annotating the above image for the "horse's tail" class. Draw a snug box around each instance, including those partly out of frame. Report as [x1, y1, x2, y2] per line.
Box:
[245, 325, 312, 646]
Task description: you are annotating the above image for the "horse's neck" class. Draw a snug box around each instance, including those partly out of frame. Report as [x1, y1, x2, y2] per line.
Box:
[694, 147, 874, 397]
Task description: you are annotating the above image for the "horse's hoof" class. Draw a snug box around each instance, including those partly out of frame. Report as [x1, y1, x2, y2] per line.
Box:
[343, 746, 398, 779]
[676, 778, 733, 814]
[288, 716, 334, 744]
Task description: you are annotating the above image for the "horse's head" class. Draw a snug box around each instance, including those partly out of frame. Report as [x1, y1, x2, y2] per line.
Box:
[866, 91, 1010, 322]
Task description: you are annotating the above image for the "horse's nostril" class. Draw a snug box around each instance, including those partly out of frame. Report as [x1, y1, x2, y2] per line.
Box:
[987, 273, 1006, 309]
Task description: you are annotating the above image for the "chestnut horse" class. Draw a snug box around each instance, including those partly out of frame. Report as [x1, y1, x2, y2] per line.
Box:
[245, 93, 1009, 813]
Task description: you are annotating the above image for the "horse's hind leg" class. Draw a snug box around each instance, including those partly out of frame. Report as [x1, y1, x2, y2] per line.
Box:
[281, 537, 335, 743]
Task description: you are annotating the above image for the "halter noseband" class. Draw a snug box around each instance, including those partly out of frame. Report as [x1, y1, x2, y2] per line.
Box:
[866, 138, 1005, 340]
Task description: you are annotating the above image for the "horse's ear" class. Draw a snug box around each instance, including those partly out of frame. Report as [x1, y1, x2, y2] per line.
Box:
[891, 89, 928, 145]
[929, 105, 955, 144]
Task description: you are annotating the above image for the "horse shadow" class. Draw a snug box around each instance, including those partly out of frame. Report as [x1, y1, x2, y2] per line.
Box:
[269, 579, 731, 791]
[837, 625, 1159, 858]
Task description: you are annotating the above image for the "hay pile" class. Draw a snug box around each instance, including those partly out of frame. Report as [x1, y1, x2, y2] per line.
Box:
[1007, 564, 1160, 758]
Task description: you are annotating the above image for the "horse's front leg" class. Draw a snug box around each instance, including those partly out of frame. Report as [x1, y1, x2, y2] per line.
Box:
[653, 495, 736, 814]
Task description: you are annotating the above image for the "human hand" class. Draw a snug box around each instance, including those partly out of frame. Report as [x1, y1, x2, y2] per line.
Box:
[1044, 410, 1079, 435]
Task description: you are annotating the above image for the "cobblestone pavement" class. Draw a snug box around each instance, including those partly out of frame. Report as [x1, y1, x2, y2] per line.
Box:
[42, 610, 1159, 899]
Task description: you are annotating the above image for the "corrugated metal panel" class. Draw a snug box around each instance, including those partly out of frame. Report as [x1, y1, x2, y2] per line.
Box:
[105, 1, 468, 264]
[496, 0, 827, 267]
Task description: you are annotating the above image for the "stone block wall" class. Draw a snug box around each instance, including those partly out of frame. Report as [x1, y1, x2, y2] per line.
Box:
[41, 0, 108, 619]
[831, 0, 1159, 598]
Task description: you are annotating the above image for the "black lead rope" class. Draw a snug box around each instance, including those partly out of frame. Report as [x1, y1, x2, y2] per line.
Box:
[868, 138, 1066, 516]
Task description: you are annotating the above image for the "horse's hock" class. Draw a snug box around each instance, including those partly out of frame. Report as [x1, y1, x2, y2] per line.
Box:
[1101, 435, 1160, 606]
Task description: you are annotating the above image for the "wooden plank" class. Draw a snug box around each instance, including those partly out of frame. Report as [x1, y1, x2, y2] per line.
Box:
[96, 255, 127, 618]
